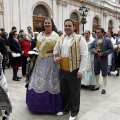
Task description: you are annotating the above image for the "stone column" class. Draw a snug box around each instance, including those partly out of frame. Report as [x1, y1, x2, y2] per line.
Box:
[58, 4, 63, 31]
[115, 14, 120, 33]
[19, 0, 27, 31]
[12, 0, 20, 31]
[56, 0, 68, 32]
[3, 0, 11, 32]
[62, 3, 68, 32]
[0, 0, 3, 28]
[52, 0, 58, 28]
[103, 12, 108, 31]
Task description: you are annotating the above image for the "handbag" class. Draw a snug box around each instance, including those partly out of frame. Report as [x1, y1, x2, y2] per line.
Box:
[11, 51, 21, 57]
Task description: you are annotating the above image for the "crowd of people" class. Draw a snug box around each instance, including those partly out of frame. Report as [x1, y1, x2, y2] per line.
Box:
[0, 18, 120, 120]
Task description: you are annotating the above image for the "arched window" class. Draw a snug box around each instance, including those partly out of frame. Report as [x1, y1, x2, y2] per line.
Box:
[93, 17, 99, 24]
[70, 12, 79, 34]
[33, 4, 49, 32]
[108, 20, 113, 27]
[108, 20, 113, 32]
[33, 5, 48, 17]
[93, 17, 100, 32]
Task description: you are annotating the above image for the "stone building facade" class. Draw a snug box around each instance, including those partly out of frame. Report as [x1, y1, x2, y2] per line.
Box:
[0, 0, 120, 33]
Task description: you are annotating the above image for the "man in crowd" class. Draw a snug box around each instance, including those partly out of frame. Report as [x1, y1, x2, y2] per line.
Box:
[90, 28, 113, 94]
[27, 26, 34, 41]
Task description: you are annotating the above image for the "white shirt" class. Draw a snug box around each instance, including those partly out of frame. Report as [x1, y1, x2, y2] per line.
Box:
[61, 34, 73, 57]
[111, 37, 117, 49]
[26, 32, 35, 41]
[54, 34, 88, 73]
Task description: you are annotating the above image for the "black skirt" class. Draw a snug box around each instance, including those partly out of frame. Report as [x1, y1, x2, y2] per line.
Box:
[10, 54, 22, 67]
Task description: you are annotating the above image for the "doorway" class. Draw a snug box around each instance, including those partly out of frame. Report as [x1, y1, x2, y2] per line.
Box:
[33, 4, 50, 32]
[33, 16, 45, 32]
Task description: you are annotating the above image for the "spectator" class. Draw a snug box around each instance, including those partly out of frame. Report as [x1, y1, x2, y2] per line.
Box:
[19, 32, 30, 76]
[9, 31, 23, 81]
[31, 32, 39, 50]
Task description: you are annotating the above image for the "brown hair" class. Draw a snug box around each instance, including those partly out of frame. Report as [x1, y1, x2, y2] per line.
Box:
[9, 31, 17, 39]
[19, 32, 25, 38]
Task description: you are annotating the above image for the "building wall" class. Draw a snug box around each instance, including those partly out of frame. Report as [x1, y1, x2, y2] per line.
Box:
[1, 0, 120, 33]
[0, 0, 3, 28]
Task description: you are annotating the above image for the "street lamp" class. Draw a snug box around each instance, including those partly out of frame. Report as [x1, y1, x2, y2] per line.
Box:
[79, 5, 89, 33]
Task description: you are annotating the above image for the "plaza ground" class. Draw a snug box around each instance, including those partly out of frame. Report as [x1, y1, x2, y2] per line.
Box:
[5, 68, 120, 120]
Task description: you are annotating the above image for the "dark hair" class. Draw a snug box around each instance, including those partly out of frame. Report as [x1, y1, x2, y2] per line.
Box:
[0, 28, 5, 32]
[41, 18, 58, 33]
[19, 32, 26, 38]
[27, 26, 31, 30]
[12, 26, 17, 31]
[19, 29, 24, 34]
[64, 19, 75, 26]
[9, 31, 17, 39]
[107, 31, 115, 39]
[97, 28, 105, 34]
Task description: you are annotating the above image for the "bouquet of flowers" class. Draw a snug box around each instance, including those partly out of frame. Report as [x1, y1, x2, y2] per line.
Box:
[96, 42, 104, 53]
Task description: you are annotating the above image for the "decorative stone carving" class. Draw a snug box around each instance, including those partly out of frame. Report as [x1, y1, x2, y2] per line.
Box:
[33, 5, 48, 17]
[56, 0, 68, 6]
[103, 12, 108, 17]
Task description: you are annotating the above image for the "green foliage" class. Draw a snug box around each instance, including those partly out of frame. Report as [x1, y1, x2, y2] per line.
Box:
[79, 19, 87, 24]
[96, 43, 104, 52]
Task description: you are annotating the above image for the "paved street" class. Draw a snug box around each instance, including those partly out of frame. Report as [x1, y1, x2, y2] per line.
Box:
[4, 68, 120, 120]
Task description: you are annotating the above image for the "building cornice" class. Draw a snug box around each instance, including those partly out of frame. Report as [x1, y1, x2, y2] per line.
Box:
[80, 0, 120, 14]
[56, 0, 68, 6]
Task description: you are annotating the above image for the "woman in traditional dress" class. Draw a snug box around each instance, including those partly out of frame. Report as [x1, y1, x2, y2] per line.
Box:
[106, 31, 117, 75]
[26, 18, 62, 113]
[81, 30, 96, 87]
